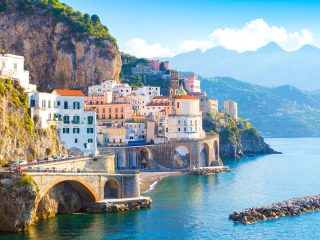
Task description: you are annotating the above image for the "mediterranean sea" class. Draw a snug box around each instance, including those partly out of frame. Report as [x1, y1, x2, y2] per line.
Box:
[2, 138, 320, 240]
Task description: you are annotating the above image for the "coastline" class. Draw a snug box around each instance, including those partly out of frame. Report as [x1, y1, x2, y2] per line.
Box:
[139, 171, 185, 193]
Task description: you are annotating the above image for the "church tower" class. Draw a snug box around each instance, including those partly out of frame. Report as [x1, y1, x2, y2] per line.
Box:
[169, 70, 180, 96]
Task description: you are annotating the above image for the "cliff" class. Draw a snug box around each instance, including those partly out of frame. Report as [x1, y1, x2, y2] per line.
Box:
[0, 0, 121, 91]
[219, 128, 278, 159]
[0, 78, 66, 164]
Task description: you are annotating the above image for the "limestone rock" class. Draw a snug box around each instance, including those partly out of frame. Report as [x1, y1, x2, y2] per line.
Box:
[0, 9, 121, 91]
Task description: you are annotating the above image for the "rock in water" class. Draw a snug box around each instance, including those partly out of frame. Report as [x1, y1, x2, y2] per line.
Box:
[229, 194, 320, 224]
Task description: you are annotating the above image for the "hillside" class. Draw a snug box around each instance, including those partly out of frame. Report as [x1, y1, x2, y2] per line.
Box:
[167, 43, 320, 91]
[202, 77, 320, 137]
[0, 78, 66, 164]
[0, 0, 121, 91]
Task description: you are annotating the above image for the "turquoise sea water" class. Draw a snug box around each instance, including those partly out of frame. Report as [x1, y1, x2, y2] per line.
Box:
[2, 138, 320, 240]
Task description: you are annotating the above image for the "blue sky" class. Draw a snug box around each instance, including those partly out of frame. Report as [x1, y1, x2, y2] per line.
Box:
[62, 0, 320, 57]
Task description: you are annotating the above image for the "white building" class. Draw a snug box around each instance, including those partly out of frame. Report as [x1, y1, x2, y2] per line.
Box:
[0, 53, 36, 92]
[224, 100, 238, 120]
[166, 92, 204, 140]
[28, 89, 97, 155]
[88, 80, 117, 96]
[134, 86, 161, 98]
[125, 121, 146, 142]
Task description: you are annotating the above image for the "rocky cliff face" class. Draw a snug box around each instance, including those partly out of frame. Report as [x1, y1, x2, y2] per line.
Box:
[0, 8, 121, 91]
[219, 129, 279, 159]
[0, 173, 39, 232]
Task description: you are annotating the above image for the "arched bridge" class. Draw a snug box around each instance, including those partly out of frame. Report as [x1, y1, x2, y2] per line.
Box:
[29, 171, 140, 202]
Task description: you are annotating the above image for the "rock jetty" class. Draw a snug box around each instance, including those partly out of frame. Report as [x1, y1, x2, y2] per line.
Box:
[229, 194, 320, 224]
[84, 197, 152, 213]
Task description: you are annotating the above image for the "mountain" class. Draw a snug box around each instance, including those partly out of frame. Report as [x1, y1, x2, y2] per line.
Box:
[0, 0, 121, 91]
[168, 43, 320, 90]
[201, 77, 320, 137]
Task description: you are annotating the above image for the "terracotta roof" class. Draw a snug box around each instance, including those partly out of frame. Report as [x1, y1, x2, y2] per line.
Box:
[152, 96, 169, 99]
[53, 89, 85, 97]
[146, 102, 171, 107]
[173, 95, 199, 100]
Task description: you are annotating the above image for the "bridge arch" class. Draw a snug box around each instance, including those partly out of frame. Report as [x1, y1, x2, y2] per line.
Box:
[173, 144, 192, 169]
[199, 143, 210, 167]
[40, 178, 99, 202]
[138, 147, 152, 169]
[103, 178, 121, 199]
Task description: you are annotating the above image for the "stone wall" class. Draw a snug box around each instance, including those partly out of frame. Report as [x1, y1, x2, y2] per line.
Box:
[30, 155, 115, 173]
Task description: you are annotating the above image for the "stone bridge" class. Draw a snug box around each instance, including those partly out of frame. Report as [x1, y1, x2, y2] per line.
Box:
[29, 172, 140, 202]
[100, 134, 221, 170]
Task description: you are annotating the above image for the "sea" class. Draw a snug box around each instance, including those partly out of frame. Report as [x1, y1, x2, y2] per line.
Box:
[1, 138, 320, 240]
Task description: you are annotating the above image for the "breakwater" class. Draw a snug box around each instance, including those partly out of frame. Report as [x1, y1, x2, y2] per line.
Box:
[191, 166, 230, 175]
[229, 194, 320, 224]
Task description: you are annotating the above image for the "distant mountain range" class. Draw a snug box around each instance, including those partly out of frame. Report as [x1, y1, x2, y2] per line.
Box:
[167, 43, 320, 91]
[201, 77, 320, 137]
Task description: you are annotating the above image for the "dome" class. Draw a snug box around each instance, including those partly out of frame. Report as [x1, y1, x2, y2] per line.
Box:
[177, 85, 187, 95]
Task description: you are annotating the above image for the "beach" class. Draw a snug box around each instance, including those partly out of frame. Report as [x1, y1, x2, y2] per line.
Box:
[139, 171, 184, 193]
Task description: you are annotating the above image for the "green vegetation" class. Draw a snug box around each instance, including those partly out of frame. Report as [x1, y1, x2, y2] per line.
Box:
[14, 174, 35, 188]
[1, 0, 116, 44]
[121, 53, 150, 80]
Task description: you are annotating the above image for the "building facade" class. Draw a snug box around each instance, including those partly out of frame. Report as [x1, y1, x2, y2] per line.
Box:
[224, 100, 238, 120]
[29, 89, 98, 155]
[184, 72, 201, 93]
[0, 53, 36, 92]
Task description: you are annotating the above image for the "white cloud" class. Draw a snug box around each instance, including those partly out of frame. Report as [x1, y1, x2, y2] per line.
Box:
[122, 20, 316, 58]
[208, 19, 314, 52]
[123, 38, 174, 58]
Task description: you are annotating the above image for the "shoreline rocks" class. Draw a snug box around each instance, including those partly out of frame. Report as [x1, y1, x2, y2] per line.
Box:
[83, 197, 152, 213]
[229, 194, 320, 224]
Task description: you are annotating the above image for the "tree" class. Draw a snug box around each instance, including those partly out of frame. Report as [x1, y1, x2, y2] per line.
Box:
[91, 14, 100, 25]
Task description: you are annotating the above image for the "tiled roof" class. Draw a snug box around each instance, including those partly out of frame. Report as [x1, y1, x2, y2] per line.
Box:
[53, 89, 85, 97]
[152, 96, 169, 99]
[146, 102, 171, 107]
[173, 95, 199, 100]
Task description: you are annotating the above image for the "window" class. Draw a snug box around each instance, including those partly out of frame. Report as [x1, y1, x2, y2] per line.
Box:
[73, 102, 80, 109]
[73, 128, 80, 134]
[64, 101, 68, 109]
[103, 108, 106, 113]
[178, 120, 181, 125]
[63, 128, 70, 134]
[109, 114, 111, 119]
[115, 108, 118, 113]
[75, 138, 78, 143]
[13, 63, 17, 72]
[121, 114, 124, 119]
[177, 102, 180, 108]
[30, 100, 35, 107]
[102, 114, 105, 119]
[87, 128, 94, 134]
[109, 108, 111, 113]
[88, 116, 94, 125]
[41, 100, 46, 108]
[121, 108, 124, 112]
[166, 128, 168, 133]
[88, 139, 93, 143]
[120, 139, 122, 143]
[178, 128, 180, 132]
[48, 101, 51, 108]
[63, 115, 70, 124]
[184, 120, 187, 126]
[115, 114, 118, 119]
[84, 143, 87, 149]
[73, 116, 80, 124]
[184, 128, 187, 132]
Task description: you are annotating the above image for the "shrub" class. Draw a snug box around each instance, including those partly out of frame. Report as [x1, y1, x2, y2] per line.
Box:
[15, 174, 35, 188]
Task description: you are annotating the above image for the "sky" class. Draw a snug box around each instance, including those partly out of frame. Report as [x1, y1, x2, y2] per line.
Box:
[61, 0, 320, 58]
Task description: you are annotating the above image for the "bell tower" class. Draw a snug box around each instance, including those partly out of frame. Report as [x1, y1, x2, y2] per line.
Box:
[170, 70, 180, 96]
